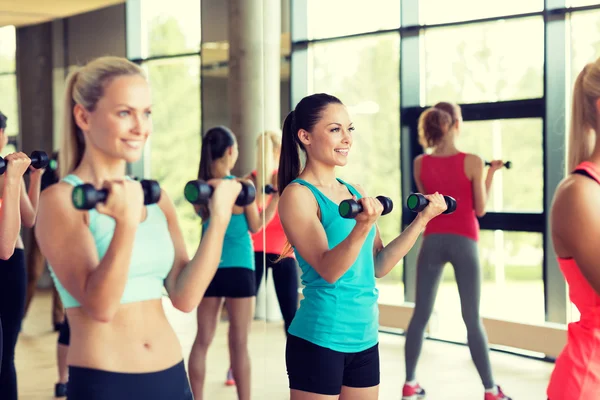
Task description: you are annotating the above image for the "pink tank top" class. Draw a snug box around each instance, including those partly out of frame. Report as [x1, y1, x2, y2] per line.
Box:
[419, 153, 479, 241]
[249, 170, 294, 257]
[547, 161, 600, 400]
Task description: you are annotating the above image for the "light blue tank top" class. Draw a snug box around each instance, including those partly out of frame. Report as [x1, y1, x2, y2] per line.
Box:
[287, 178, 379, 353]
[201, 175, 254, 271]
[48, 174, 176, 308]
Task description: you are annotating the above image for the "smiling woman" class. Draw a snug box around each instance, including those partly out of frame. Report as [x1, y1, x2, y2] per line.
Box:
[33, 55, 243, 400]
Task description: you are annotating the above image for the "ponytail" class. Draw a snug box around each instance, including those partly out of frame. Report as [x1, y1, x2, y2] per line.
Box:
[198, 138, 214, 182]
[568, 64, 596, 171]
[278, 111, 301, 193]
[59, 69, 85, 179]
[418, 107, 453, 150]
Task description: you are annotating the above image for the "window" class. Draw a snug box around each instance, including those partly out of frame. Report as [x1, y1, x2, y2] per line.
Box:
[456, 118, 544, 213]
[569, 0, 600, 6]
[144, 55, 201, 255]
[428, 230, 544, 343]
[306, 0, 400, 40]
[0, 26, 16, 73]
[308, 33, 403, 303]
[419, 0, 543, 25]
[0, 75, 19, 137]
[142, 0, 201, 57]
[423, 17, 544, 105]
[569, 10, 600, 88]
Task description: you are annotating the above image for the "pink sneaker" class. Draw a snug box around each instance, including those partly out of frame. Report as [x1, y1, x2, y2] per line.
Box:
[402, 382, 426, 400]
[225, 368, 235, 386]
[484, 385, 512, 400]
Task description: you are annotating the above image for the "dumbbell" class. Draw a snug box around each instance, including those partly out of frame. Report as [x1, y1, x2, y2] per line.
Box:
[406, 193, 456, 214]
[184, 179, 256, 207]
[485, 160, 511, 169]
[339, 196, 394, 219]
[72, 180, 161, 210]
[264, 184, 278, 194]
[0, 150, 49, 175]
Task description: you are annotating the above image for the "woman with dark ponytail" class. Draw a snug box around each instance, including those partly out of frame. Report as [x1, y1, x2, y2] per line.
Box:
[402, 102, 511, 400]
[277, 93, 447, 399]
[547, 58, 600, 400]
[188, 126, 279, 400]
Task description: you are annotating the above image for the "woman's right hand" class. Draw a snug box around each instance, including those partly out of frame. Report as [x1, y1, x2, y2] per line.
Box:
[96, 179, 145, 225]
[354, 195, 384, 227]
[207, 179, 243, 222]
[4, 152, 31, 181]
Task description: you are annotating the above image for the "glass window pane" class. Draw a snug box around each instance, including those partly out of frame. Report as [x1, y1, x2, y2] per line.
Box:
[424, 17, 544, 105]
[0, 75, 19, 137]
[570, 10, 600, 87]
[143, 0, 201, 58]
[427, 230, 544, 343]
[307, 0, 400, 40]
[569, 0, 600, 6]
[144, 56, 201, 255]
[456, 118, 543, 213]
[309, 33, 403, 303]
[0, 143, 16, 158]
[0, 26, 16, 73]
[419, 0, 543, 25]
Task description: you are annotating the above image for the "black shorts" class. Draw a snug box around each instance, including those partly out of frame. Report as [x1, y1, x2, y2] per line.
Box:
[67, 360, 192, 400]
[204, 267, 256, 298]
[285, 334, 380, 395]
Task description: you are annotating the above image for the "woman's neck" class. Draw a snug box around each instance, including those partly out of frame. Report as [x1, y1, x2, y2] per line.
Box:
[300, 160, 337, 188]
[211, 160, 231, 178]
[75, 151, 127, 186]
[432, 138, 458, 155]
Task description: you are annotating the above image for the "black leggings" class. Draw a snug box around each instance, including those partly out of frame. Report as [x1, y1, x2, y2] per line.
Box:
[254, 252, 298, 333]
[0, 249, 26, 400]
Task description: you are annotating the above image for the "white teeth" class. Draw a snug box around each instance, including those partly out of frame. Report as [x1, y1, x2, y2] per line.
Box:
[335, 149, 349, 155]
[124, 141, 142, 149]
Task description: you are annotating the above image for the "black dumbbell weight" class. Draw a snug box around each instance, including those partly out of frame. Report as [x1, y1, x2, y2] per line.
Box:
[184, 179, 256, 207]
[339, 196, 393, 219]
[264, 184, 278, 195]
[0, 150, 49, 175]
[406, 193, 456, 214]
[485, 160, 511, 169]
[72, 180, 161, 210]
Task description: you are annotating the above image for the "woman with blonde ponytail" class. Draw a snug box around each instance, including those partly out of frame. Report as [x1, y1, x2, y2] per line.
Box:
[246, 131, 298, 340]
[34, 56, 243, 400]
[548, 57, 600, 400]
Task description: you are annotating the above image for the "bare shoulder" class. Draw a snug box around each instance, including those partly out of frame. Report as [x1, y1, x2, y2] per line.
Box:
[413, 154, 425, 166]
[464, 153, 484, 167]
[349, 182, 368, 198]
[278, 182, 318, 218]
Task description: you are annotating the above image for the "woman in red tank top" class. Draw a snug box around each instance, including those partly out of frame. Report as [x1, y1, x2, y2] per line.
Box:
[547, 58, 600, 400]
[402, 102, 512, 400]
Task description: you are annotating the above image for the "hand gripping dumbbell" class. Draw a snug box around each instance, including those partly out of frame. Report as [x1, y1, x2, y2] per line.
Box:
[0, 150, 49, 175]
[485, 160, 511, 169]
[406, 193, 456, 214]
[339, 196, 394, 219]
[72, 180, 161, 210]
[184, 179, 256, 207]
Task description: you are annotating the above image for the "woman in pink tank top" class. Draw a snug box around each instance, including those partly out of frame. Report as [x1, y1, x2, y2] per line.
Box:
[547, 58, 600, 400]
[402, 102, 512, 400]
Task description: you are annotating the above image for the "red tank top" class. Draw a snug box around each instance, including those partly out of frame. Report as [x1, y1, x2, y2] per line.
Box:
[419, 152, 479, 241]
[547, 161, 600, 400]
[249, 170, 293, 257]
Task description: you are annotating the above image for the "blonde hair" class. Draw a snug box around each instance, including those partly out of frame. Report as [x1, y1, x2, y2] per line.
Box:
[59, 56, 145, 178]
[568, 60, 600, 171]
[418, 102, 460, 150]
[255, 130, 282, 191]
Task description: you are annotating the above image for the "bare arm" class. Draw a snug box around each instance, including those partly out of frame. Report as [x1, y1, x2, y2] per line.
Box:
[19, 171, 42, 227]
[243, 179, 279, 233]
[34, 184, 139, 323]
[413, 155, 427, 194]
[162, 190, 229, 312]
[468, 154, 490, 217]
[163, 179, 240, 312]
[0, 178, 22, 259]
[551, 176, 600, 295]
[278, 184, 374, 284]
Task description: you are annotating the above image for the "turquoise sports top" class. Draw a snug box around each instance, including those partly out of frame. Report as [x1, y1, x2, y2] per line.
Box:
[201, 175, 254, 271]
[287, 178, 380, 353]
[48, 174, 175, 309]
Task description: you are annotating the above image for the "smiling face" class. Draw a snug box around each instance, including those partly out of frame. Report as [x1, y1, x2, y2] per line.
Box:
[75, 74, 152, 164]
[298, 102, 354, 167]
